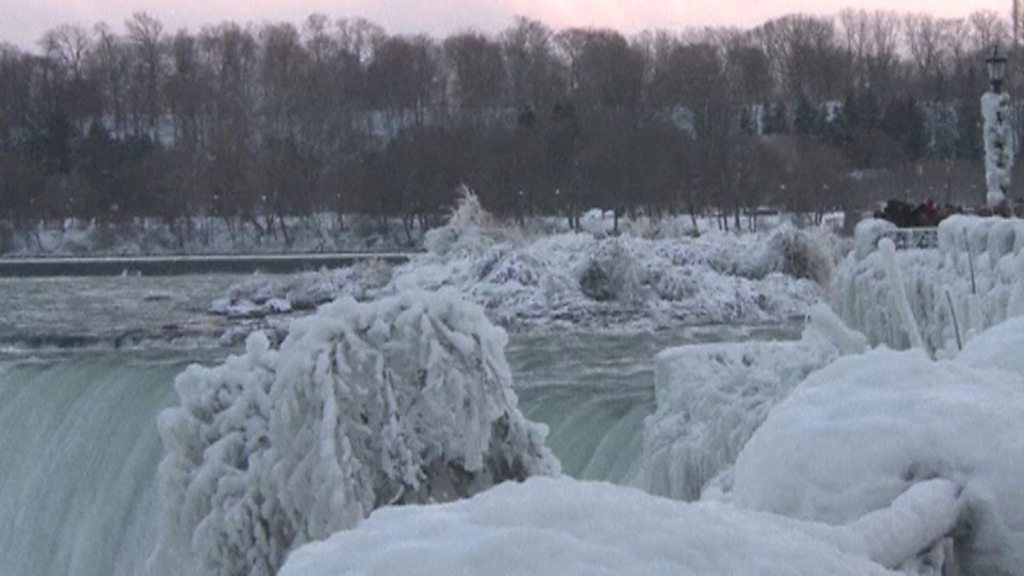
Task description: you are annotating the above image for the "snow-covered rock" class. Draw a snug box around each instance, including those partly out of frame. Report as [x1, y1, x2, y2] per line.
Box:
[151, 289, 558, 576]
[278, 476, 900, 576]
[643, 304, 866, 501]
[835, 215, 1024, 354]
[732, 343, 1024, 575]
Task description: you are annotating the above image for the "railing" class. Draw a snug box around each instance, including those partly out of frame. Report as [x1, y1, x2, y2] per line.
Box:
[879, 228, 939, 250]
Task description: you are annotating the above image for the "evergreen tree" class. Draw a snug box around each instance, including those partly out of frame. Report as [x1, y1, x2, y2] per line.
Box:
[793, 95, 816, 135]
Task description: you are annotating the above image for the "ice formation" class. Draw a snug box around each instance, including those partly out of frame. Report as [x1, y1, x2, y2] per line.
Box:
[278, 477, 901, 576]
[982, 91, 1014, 207]
[732, 343, 1024, 574]
[288, 200, 827, 331]
[209, 260, 393, 318]
[835, 215, 1024, 354]
[213, 195, 832, 330]
[151, 289, 558, 576]
[643, 304, 867, 501]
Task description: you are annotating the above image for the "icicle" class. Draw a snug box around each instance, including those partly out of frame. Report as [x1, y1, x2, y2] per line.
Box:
[880, 238, 925, 351]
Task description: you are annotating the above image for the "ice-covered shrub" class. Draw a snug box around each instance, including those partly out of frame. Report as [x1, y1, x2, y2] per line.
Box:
[575, 239, 644, 303]
[762, 225, 834, 286]
[423, 190, 494, 257]
[152, 289, 558, 576]
[650, 267, 699, 301]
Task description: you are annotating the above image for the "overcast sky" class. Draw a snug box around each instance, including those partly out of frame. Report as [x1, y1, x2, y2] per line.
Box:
[1, 0, 1008, 50]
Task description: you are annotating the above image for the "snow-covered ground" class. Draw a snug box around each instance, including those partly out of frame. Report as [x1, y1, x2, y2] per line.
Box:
[835, 216, 1024, 354]
[279, 477, 902, 576]
[213, 197, 833, 331]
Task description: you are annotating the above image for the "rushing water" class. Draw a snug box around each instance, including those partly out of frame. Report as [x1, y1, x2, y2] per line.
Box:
[0, 275, 798, 576]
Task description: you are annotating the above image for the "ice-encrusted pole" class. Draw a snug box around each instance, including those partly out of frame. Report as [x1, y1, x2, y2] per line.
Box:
[982, 45, 1013, 210]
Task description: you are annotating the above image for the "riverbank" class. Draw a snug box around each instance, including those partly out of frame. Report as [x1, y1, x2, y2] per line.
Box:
[0, 252, 412, 277]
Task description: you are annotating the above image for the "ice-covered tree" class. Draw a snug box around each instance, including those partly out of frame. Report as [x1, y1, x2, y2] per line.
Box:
[151, 289, 558, 576]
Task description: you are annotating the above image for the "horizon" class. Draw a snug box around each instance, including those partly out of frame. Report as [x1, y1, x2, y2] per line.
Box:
[2, 0, 1009, 51]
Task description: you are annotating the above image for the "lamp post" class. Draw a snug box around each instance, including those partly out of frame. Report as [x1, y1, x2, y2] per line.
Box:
[982, 45, 1013, 209]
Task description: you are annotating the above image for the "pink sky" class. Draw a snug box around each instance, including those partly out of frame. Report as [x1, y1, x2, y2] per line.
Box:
[1, 0, 1008, 49]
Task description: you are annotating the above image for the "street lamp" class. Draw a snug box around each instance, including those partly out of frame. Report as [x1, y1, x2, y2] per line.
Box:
[982, 45, 1013, 209]
[987, 46, 1008, 93]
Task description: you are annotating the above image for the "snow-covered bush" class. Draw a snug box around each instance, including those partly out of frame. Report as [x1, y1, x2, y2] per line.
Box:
[152, 289, 558, 576]
[643, 305, 866, 501]
[763, 225, 835, 286]
[423, 190, 495, 257]
[732, 342, 1024, 575]
[575, 238, 644, 303]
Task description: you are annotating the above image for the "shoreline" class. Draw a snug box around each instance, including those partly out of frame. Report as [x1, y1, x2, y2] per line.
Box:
[0, 252, 413, 277]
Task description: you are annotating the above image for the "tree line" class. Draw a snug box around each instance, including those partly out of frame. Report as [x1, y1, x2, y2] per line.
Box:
[0, 9, 1019, 239]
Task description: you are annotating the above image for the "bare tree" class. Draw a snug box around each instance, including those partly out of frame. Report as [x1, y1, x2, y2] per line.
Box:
[444, 32, 506, 114]
[165, 30, 206, 147]
[125, 12, 165, 136]
[501, 17, 564, 112]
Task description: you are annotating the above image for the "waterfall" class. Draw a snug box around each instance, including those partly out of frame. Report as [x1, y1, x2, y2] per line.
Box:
[0, 359, 181, 576]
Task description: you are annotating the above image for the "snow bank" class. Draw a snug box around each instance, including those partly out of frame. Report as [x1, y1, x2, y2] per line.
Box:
[958, 315, 1024, 375]
[278, 477, 898, 576]
[643, 304, 866, 501]
[151, 289, 558, 576]
[732, 344, 1024, 575]
[835, 215, 1024, 353]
